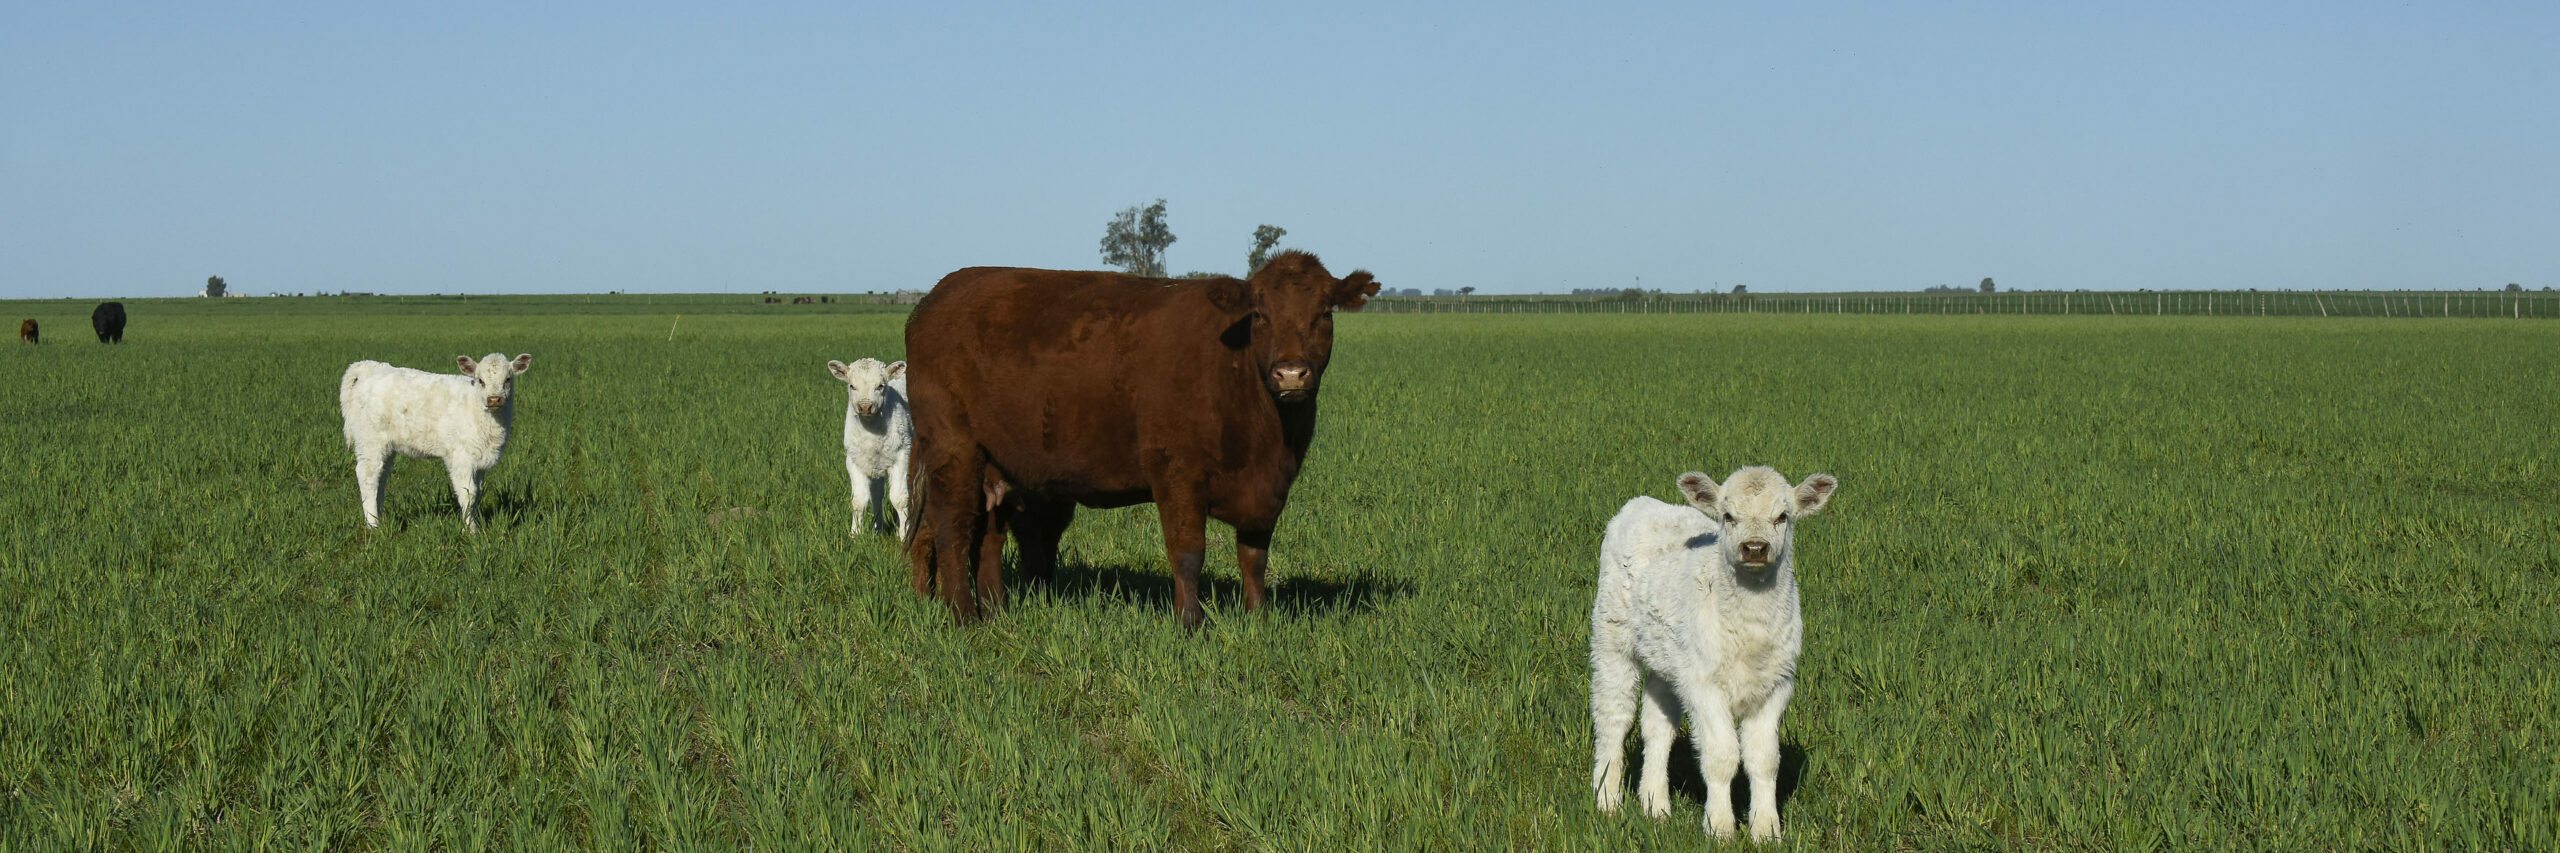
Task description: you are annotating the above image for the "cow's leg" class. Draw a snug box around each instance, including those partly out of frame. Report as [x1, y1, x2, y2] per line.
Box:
[1012, 495, 1075, 585]
[1234, 526, 1273, 613]
[354, 448, 391, 529]
[923, 456, 983, 622]
[975, 497, 1011, 614]
[1155, 497, 1209, 630]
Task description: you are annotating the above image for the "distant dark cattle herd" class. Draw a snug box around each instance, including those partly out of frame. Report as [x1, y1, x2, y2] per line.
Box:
[902, 250, 1380, 628]
[92, 301, 126, 343]
[15, 303, 127, 345]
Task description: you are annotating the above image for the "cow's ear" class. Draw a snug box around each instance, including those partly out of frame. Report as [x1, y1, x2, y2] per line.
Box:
[1676, 471, 1720, 512]
[510, 353, 533, 374]
[1205, 279, 1256, 315]
[1793, 474, 1837, 516]
[457, 355, 479, 373]
[1220, 314, 1254, 350]
[1332, 271, 1380, 312]
[827, 360, 851, 381]
[885, 360, 906, 379]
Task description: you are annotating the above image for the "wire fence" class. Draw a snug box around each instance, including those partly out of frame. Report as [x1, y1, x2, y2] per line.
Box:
[1363, 291, 2560, 319]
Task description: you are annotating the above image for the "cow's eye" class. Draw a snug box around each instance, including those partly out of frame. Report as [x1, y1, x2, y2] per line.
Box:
[1777, 512, 1790, 523]
[1721, 512, 1735, 523]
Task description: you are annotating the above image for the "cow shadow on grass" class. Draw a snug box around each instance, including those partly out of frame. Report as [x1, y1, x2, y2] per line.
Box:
[1036, 560, 1410, 617]
[1650, 737, 1809, 822]
[478, 489, 545, 523]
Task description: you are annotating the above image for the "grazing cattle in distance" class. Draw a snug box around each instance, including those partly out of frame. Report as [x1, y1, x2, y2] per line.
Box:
[792, 296, 815, 304]
[17, 319, 34, 344]
[91, 302, 126, 343]
[339, 353, 533, 532]
[903, 250, 1380, 628]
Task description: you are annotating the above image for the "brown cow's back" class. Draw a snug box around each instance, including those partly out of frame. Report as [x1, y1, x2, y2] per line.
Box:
[907, 268, 1287, 506]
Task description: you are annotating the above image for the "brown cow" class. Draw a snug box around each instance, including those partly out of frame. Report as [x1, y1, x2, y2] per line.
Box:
[904, 250, 1379, 628]
[16, 319, 34, 344]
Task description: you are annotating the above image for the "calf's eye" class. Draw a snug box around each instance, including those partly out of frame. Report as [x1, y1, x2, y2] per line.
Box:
[1722, 512, 1735, 523]
[1777, 512, 1790, 523]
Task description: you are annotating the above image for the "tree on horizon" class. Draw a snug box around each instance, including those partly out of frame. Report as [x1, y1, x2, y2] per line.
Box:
[1100, 200, 1176, 278]
[1248, 225, 1287, 276]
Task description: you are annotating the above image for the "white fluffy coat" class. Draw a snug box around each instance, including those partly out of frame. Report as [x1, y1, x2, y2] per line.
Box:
[339, 354, 531, 531]
[829, 358, 912, 538]
[1589, 466, 1835, 841]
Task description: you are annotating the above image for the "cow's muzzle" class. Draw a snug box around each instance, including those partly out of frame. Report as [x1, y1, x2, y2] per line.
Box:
[485, 396, 505, 409]
[856, 401, 878, 418]
[1738, 540, 1772, 567]
[1270, 363, 1315, 402]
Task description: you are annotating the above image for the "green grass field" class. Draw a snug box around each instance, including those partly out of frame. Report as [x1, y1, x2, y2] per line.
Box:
[3, 297, 2554, 850]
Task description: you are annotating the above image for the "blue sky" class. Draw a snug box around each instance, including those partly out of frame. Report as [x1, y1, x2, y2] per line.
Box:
[6, 0, 2554, 297]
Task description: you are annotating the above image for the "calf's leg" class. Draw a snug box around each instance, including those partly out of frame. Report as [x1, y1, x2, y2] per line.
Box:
[885, 452, 913, 540]
[1638, 675, 1684, 817]
[1740, 683, 1793, 841]
[1680, 683, 1744, 837]
[446, 462, 484, 532]
[846, 457, 872, 537]
[354, 449, 391, 528]
[1588, 648, 1641, 814]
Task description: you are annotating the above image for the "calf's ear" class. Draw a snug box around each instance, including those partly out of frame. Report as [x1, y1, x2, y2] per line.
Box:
[1793, 474, 1838, 516]
[456, 355, 479, 373]
[510, 353, 533, 374]
[1332, 271, 1380, 311]
[1676, 471, 1719, 511]
[827, 360, 851, 381]
[885, 360, 906, 379]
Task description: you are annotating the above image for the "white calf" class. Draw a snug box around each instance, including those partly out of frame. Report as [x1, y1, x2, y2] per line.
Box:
[338, 354, 532, 531]
[1590, 466, 1836, 841]
[829, 357, 912, 538]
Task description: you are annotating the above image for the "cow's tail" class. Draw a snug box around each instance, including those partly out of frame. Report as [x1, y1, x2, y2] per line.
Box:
[902, 451, 928, 550]
[902, 432, 936, 596]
